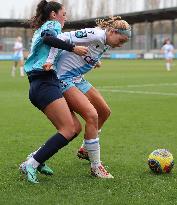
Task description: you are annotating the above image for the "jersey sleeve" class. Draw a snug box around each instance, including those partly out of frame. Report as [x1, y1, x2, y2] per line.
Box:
[57, 32, 71, 43]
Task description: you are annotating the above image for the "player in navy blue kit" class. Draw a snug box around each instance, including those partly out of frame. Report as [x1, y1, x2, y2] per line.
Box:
[19, 0, 88, 184]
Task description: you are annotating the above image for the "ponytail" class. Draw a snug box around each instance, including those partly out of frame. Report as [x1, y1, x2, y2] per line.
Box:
[29, 0, 63, 30]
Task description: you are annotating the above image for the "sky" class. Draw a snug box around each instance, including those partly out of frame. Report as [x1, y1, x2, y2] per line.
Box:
[0, 0, 144, 19]
[0, 0, 35, 19]
[0, 0, 177, 19]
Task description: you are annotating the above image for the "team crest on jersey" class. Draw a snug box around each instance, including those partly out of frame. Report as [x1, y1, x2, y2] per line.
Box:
[75, 30, 87, 38]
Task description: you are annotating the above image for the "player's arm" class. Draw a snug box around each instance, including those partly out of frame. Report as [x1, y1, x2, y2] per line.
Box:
[42, 31, 88, 71]
[41, 30, 88, 56]
[42, 29, 75, 51]
[57, 28, 98, 46]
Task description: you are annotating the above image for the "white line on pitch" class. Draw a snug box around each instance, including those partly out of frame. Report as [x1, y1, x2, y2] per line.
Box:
[99, 89, 177, 96]
[98, 83, 177, 89]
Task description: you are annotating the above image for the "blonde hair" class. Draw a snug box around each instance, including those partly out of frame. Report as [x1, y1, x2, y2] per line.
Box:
[96, 16, 131, 37]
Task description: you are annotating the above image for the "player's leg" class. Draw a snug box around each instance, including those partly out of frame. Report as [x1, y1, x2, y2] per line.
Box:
[21, 80, 82, 178]
[85, 86, 111, 130]
[76, 80, 111, 160]
[21, 72, 79, 183]
[23, 98, 76, 183]
[11, 61, 17, 77]
[19, 59, 24, 77]
[70, 111, 82, 140]
[24, 98, 76, 183]
[64, 87, 98, 140]
[166, 58, 171, 71]
[21, 109, 82, 177]
[64, 87, 113, 178]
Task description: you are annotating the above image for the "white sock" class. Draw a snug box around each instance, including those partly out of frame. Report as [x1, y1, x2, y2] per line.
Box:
[166, 63, 171, 71]
[81, 129, 102, 150]
[27, 150, 38, 160]
[20, 66, 24, 76]
[26, 157, 40, 169]
[27, 147, 42, 162]
[84, 138, 101, 168]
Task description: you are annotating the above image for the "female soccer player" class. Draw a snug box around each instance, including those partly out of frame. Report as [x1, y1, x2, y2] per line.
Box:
[27, 16, 131, 179]
[161, 38, 174, 71]
[11, 36, 24, 77]
[20, 0, 88, 183]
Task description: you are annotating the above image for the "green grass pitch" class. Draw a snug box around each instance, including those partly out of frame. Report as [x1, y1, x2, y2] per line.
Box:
[1, 60, 177, 205]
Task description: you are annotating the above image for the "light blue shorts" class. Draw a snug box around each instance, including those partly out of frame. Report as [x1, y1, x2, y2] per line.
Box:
[164, 53, 174, 59]
[13, 54, 24, 61]
[59, 77, 92, 94]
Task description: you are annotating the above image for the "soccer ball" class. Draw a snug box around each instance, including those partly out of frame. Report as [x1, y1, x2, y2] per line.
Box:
[148, 149, 174, 174]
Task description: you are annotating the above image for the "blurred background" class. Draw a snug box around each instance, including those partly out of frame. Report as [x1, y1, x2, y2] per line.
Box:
[0, 0, 177, 59]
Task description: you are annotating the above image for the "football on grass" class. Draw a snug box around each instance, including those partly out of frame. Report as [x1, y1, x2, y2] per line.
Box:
[148, 149, 174, 174]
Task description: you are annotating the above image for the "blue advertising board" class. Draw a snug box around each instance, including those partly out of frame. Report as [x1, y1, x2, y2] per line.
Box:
[110, 53, 138, 59]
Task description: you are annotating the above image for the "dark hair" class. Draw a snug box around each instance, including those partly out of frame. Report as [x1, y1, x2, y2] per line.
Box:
[163, 38, 171, 45]
[29, 0, 63, 30]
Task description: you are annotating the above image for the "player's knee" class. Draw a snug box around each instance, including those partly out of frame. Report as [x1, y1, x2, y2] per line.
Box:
[86, 109, 98, 125]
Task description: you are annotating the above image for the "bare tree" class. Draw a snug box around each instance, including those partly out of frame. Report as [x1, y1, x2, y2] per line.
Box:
[146, 0, 160, 9]
[10, 7, 16, 19]
[87, 0, 95, 17]
[29, 0, 40, 18]
[96, 0, 106, 17]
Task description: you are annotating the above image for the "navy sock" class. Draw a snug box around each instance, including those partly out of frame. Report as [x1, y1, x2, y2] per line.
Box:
[33, 133, 69, 164]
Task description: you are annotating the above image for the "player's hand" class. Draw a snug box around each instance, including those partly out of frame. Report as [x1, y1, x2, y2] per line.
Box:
[43, 63, 53, 71]
[73, 46, 88, 56]
[94, 61, 102, 69]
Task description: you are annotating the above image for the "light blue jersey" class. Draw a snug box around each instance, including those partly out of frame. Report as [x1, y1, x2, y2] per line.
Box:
[55, 28, 109, 94]
[162, 43, 174, 59]
[24, 20, 62, 73]
[56, 28, 109, 79]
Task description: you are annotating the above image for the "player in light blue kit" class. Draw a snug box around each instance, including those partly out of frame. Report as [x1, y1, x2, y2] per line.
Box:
[19, 0, 88, 184]
[161, 38, 174, 71]
[27, 16, 131, 179]
[11, 36, 24, 77]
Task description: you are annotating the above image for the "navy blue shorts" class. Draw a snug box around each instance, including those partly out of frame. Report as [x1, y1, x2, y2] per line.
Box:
[27, 70, 63, 111]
